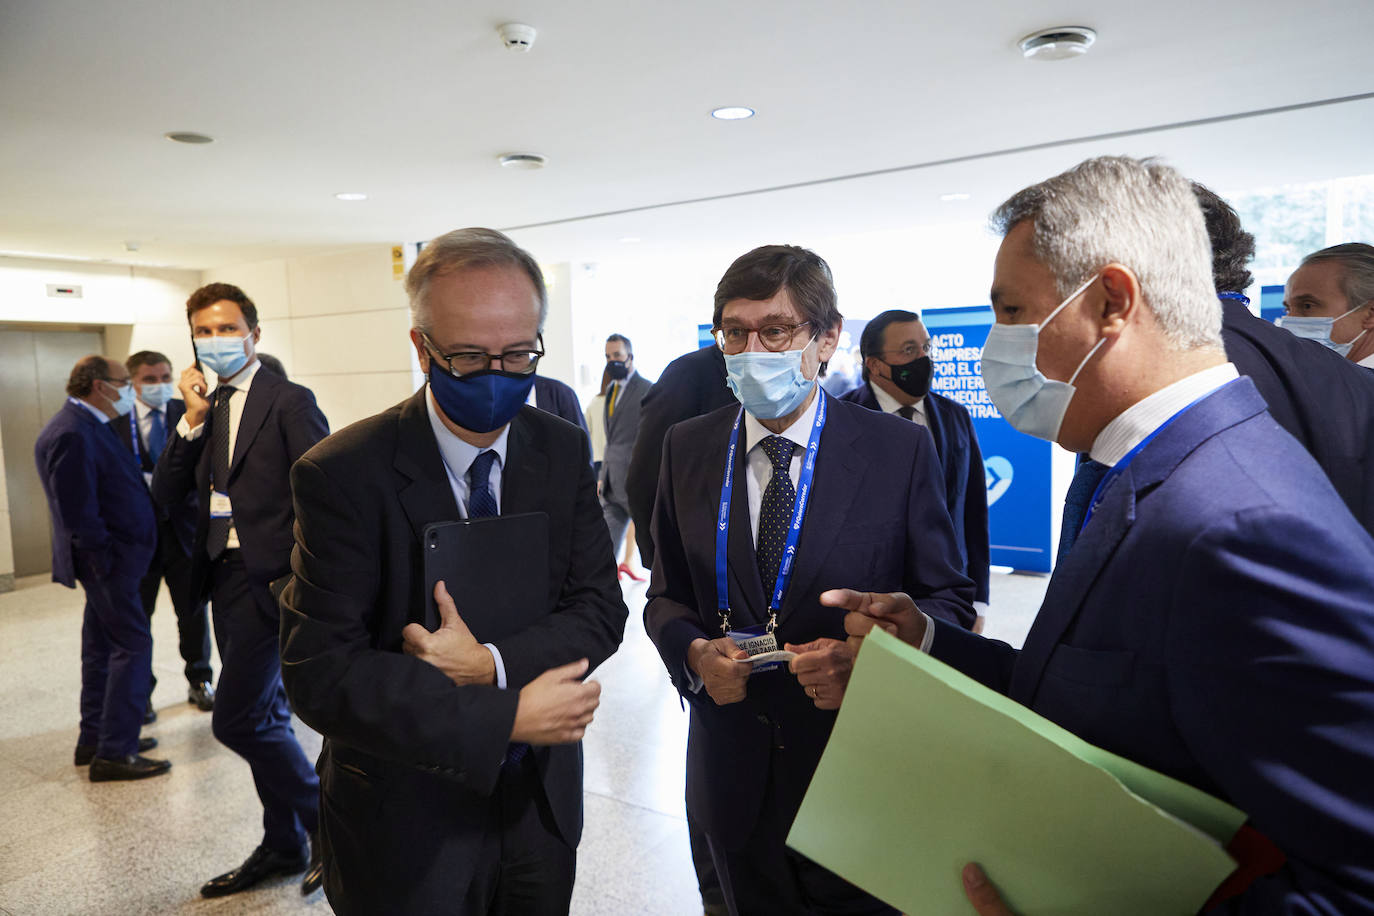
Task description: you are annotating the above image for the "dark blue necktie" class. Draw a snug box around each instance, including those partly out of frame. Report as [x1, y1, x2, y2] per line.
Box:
[465, 449, 499, 519]
[756, 435, 796, 599]
[1057, 457, 1110, 563]
[466, 449, 527, 765]
[147, 408, 167, 458]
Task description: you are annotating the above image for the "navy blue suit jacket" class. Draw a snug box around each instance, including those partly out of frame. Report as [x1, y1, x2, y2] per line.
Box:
[840, 383, 990, 603]
[645, 392, 974, 848]
[531, 375, 589, 434]
[34, 400, 156, 588]
[931, 379, 1374, 913]
[151, 368, 328, 599]
[111, 398, 198, 556]
[1220, 298, 1374, 535]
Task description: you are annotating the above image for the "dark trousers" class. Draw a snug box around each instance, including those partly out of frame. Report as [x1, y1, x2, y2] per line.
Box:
[138, 521, 212, 689]
[704, 766, 898, 916]
[459, 758, 576, 915]
[76, 560, 153, 758]
[209, 551, 319, 852]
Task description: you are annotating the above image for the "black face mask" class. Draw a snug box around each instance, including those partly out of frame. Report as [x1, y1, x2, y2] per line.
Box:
[607, 360, 629, 381]
[886, 356, 933, 399]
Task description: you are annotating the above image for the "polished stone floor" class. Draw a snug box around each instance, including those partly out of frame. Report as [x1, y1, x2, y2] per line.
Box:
[0, 569, 1046, 915]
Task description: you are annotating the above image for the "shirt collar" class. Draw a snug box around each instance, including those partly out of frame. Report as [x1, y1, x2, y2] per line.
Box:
[743, 386, 821, 454]
[425, 387, 511, 481]
[1090, 362, 1239, 466]
[212, 358, 261, 396]
[871, 381, 924, 418]
[68, 396, 111, 424]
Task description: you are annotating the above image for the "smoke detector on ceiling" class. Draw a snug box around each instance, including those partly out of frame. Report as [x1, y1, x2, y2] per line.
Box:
[498, 23, 537, 51]
[1018, 26, 1096, 61]
[498, 152, 547, 170]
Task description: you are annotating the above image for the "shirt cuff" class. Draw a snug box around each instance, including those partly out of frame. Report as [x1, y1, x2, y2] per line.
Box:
[484, 643, 507, 689]
[176, 416, 203, 440]
[973, 600, 990, 615]
[918, 612, 936, 654]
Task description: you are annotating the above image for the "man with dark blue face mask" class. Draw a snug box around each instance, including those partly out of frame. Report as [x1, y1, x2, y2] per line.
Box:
[279, 227, 627, 915]
[645, 243, 974, 915]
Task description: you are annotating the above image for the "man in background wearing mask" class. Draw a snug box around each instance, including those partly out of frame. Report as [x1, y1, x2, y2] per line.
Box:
[112, 350, 214, 714]
[152, 282, 329, 898]
[837, 157, 1374, 914]
[841, 310, 990, 627]
[34, 356, 169, 781]
[600, 332, 652, 578]
[279, 228, 626, 914]
[1282, 242, 1374, 368]
[645, 244, 974, 915]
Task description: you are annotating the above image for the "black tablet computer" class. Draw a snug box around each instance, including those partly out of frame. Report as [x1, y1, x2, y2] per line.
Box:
[420, 512, 549, 642]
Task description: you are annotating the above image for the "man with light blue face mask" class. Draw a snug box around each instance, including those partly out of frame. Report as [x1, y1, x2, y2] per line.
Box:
[645, 243, 974, 915]
[1281, 242, 1374, 369]
[834, 156, 1374, 915]
[112, 351, 215, 715]
[151, 282, 331, 898]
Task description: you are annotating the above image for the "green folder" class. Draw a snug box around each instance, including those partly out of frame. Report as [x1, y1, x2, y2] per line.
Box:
[787, 628, 1245, 915]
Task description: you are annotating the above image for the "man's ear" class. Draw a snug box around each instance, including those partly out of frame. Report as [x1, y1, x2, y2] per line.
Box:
[864, 355, 887, 380]
[1360, 302, 1374, 329]
[251, 325, 262, 345]
[816, 323, 842, 363]
[409, 328, 431, 372]
[1097, 264, 1142, 340]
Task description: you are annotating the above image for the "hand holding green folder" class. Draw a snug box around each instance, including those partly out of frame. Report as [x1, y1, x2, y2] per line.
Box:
[787, 628, 1245, 915]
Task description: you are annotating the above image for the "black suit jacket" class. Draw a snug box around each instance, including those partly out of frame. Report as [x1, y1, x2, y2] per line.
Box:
[531, 375, 589, 435]
[278, 391, 627, 914]
[644, 392, 973, 847]
[151, 367, 329, 598]
[112, 399, 198, 556]
[1220, 298, 1374, 534]
[626, 345, 735, 568]
[839, 384, 991, 603]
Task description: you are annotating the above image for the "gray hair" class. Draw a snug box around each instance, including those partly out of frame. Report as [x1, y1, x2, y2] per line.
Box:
[405, 228, 547, 332]
[1299, 243, 1374, 312]
[991, 156, 1223, 351]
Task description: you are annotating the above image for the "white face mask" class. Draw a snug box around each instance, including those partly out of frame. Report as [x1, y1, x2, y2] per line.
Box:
[724, 337, 819, 420]
[137, 381, 176, 409]
[100, 379, 138, 417]
[979, 274, 1105, 443]
[1278, 304, 1369, 357]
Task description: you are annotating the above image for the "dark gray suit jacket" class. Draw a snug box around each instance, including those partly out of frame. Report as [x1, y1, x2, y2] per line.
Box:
[599, 371, 652, 501]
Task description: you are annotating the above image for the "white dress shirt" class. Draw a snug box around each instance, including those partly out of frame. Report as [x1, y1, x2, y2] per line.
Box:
[175, 358, 262, 550]
[742, 388, 821, 546]
[424, 387, 512, 689]
[871, 382, 927, 426]
[1357, 353, 1374, 370]
[69, 396, 111, 424]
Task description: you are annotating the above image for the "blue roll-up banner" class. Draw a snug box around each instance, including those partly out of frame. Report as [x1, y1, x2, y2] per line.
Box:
[1259, 285, 1285, 324]
[924, 305, 1071, 573]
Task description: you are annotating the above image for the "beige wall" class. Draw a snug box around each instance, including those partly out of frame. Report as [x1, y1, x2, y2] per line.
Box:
[0, 418, 12, 592]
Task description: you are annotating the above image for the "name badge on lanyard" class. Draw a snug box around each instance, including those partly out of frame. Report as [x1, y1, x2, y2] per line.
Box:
[209, 491, 233, 519]
[715, 394, 826, 672]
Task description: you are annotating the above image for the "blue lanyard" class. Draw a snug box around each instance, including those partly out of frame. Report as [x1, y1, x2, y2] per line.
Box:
[127, 409, 142, 463]
[1217, 291, 1250, 305]
[715, 391, 828, 633]
[1081, 391, 1213, 530]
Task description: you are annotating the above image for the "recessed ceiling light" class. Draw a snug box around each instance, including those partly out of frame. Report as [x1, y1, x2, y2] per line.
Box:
[498, 152, 548, 170]
[164, 131, 214, 144]
[334, 192, 368, 201]
[940, 193, 971, 202]
[711, 106, 755, 121]
[1018, 26, 1096, 61]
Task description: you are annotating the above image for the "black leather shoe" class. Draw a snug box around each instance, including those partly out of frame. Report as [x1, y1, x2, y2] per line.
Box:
[75, 736, 157, 766]
[88, 752, 172, 782]
[188, 681, 215, 711]
[143, 699, 157, 724]
[301, 831, 323, 895]
[201, 844, 309, 898]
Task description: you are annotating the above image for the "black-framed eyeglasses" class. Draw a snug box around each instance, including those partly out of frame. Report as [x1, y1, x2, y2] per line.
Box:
[422, 332, 545, 376]
[713, 321, 811, 355]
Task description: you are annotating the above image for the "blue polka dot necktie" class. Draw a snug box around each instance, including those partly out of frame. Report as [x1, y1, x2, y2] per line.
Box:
[466, 449, 499, 519]
[756, 435, 796, 600]
[1056, 457, 1109, 563]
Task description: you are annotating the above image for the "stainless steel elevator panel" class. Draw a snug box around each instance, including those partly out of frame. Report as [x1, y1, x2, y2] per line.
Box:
[0, 328, 105, 577]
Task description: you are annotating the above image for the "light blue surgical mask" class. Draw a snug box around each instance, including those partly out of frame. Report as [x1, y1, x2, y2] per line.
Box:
[195, 335, 251, 379]
[980, 274, 1104, 443]
[724, 337, 819, 420]
[1278, 305, 1369, 357]
[101, 380, 137, 417]
[137, 382, 177, 409]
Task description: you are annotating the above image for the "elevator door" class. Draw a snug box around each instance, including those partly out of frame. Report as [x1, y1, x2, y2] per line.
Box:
[0, 328, 105, 577]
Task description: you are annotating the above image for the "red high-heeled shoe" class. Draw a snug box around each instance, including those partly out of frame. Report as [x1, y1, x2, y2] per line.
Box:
[617, 563, 645, 582]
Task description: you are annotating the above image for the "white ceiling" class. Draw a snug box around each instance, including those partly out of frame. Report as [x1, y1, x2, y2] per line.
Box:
[2, 0, 1372, 270]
